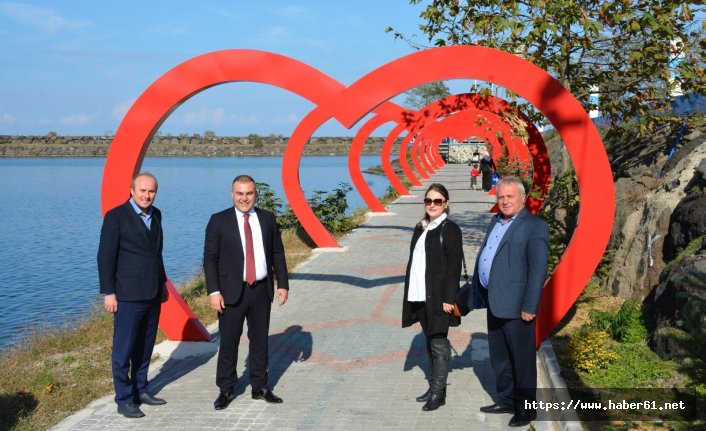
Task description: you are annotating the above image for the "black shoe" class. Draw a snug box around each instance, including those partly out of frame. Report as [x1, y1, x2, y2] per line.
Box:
[117, 402, 145, 418]
[251, 388, 283, 403]
[138, 393, 166, 405]
[480, 403, 514, 414]
[415, 387, 431, 402]
[421, 392, 445, 411]
[508, 410, 534, 427]
[214, 392, 235, 410]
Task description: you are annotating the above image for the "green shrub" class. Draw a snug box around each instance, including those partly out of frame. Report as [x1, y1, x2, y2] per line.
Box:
[565, 325, 619, 374]
[248, 133, 264, 148]
[538, 170, 579, 274]
[582, 342, 675, 387]
[308, 182, 356, 234]
[254, 182, 357, 234]
[589, 300, 648, 343]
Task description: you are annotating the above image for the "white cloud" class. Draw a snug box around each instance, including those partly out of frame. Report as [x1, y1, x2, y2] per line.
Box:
[148, 22, 191, 37]
[60, 113, 96, 126]
[272, 113, 299, 125]
[271, 5, 305, 19]
[348, 16, 364, 29]
[0, 111, 16, 125]
[179, 106, 257, 126]
[256, 25, 325, 47]
[233, 114, 259, 126]
[266, 26, 287, 38]
[112, 98, 136, 120]
[0, 2, 93, 32]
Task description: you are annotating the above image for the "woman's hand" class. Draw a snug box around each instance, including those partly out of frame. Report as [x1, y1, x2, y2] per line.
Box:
[442, 302, 454, 313]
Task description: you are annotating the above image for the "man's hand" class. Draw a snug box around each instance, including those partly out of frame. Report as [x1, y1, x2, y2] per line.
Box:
[104, 294, 118, 313]
[162, 282, 169, 302]
[276, 288, 288, 306]
[442, 302, 454, 313]
[521, 311, 535, 322]
[209, 293, 225, 313]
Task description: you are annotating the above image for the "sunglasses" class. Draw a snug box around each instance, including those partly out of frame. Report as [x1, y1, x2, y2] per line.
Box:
[423, 198, 446, 206]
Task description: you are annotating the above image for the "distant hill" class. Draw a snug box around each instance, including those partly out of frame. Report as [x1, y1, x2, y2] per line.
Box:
[0, 135, 402, 157]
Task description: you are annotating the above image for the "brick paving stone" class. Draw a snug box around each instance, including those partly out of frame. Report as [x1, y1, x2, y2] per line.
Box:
[53, 164, 558, 431]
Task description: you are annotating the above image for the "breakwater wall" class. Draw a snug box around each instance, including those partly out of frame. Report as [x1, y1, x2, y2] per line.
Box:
[0, 135, 402, 157]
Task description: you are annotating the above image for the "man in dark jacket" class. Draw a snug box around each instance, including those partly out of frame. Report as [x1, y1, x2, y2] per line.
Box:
[472, 176, 549, 427]
[204, 175, 289, 410]
[97, 172, 168, 418]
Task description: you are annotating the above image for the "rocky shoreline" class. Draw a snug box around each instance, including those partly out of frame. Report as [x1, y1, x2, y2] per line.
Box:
[0, 135, 402, 157]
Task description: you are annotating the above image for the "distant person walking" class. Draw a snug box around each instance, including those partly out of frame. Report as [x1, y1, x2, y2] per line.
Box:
[472, 176, 549, 427]
[204, 175, 289, 411]
[470, 164, 480, 190]
[402, 183, 463, 412]
[97, 172, 168, 418]
[480, 151, 497, 192]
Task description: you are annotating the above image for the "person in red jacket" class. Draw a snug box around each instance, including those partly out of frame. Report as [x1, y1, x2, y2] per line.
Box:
[470, 164, 480, 190]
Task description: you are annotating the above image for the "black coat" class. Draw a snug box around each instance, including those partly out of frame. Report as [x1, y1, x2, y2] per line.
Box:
[203, 207, 289, 305]
[480, 156, 496, 191]
[402, 218, 463, 335]
[97, 200, 167, 302]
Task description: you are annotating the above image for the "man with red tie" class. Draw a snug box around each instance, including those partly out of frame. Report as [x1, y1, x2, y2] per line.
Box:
[204, 175, 289, 410]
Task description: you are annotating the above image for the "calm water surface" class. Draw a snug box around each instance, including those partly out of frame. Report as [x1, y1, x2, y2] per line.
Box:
[0, 156, 390, 349]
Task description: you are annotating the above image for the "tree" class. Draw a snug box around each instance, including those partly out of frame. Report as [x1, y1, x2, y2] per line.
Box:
[404, 81, 451, 109]
[388, 1, 705, 138]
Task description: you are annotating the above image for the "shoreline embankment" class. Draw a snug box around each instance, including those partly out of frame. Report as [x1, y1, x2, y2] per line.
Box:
[0, 135, 402, 157]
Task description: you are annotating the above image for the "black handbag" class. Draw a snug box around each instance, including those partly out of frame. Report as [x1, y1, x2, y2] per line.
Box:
[453, 255, 472, 317]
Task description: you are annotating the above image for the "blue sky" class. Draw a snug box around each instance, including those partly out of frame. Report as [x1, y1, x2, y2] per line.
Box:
[0, 1, 458, 137]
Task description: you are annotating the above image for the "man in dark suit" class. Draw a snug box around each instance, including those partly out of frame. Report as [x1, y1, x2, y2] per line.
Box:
[97, 172, 168, 418]
[472, 176, 549, 427]
[204, 175, 289, 410]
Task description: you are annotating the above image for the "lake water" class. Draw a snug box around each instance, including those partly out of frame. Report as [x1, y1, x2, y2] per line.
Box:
[0, 156, 391, 349]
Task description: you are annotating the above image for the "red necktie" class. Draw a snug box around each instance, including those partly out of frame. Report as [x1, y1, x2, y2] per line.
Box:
[243, 213, 256, 285]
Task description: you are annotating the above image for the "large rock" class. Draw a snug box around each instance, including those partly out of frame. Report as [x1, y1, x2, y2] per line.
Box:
[651, 252, 706, 360]
[662, 159, 706, 261]
[604, 127, 706, 298]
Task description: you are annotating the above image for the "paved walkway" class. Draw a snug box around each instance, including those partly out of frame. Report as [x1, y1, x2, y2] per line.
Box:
[54, 164, 559, 431]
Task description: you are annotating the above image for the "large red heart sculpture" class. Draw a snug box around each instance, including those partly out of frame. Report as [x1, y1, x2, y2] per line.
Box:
[103, 46, 614, 347]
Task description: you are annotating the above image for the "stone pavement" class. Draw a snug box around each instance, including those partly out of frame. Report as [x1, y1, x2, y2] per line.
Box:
[53, 164, 561, 431]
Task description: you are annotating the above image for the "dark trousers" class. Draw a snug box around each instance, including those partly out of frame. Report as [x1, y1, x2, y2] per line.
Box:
[216, 280, 271, 393]
[112, 300, 161, 404]
[481, 288, 537, 411]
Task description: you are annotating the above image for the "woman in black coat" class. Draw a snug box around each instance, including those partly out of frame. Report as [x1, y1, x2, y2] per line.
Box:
[402, 183, 463, 411]
[479, 151, 497, 191]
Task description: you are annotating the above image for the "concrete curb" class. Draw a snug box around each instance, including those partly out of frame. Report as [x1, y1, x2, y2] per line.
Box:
[538, 339, 583, 431]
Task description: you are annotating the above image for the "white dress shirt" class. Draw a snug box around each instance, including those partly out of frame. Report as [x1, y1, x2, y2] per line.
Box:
[235, 208, 268, 282]
[407, 213, 447, 302]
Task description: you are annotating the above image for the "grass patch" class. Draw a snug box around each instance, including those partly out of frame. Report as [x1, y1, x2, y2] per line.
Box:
[552, 295, 705, 428]
[664, 236, 705, 271]
[0, 311, 114, 431]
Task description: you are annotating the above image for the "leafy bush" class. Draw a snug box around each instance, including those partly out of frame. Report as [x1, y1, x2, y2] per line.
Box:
[538, 170, 580, 274]
[565, 325, 619, 374]
[589, 300, 648, 343]
[255, 182, 299, 230]
[256, 182, 284, 215]
[582, 342, 675, 387]
[248, 133, 264, 148]
[308, 182, 357, 233]
[254, 182, 357, 234]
